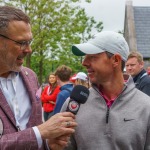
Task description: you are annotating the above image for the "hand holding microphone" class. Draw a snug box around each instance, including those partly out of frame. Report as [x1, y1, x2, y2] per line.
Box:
[49, 85, 89, 149]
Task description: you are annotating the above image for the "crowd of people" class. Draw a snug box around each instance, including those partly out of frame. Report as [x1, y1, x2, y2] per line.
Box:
[1, 5, 150, 150]
[41, 66, 89, 119]
[41, 50, 150, 121]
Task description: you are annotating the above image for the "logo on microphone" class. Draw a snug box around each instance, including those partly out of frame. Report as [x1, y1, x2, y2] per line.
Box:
[80, 91, 89, 98]
[68, 101, 79, 112]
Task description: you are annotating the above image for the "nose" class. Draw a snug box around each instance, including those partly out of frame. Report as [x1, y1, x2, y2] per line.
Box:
[23, 45, 32, 53]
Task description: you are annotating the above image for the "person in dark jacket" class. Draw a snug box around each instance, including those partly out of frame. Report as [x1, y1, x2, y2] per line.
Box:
[126, 51, 150, 96]
[53, 65, 74, 114]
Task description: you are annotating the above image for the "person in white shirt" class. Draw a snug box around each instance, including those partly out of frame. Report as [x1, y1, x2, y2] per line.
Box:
[0, 5, 77, 150]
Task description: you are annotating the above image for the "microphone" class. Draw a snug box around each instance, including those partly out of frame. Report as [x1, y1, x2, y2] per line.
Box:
[66, 85, 89, 114]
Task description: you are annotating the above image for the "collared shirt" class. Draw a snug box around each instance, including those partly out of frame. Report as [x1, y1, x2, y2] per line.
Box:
[99, 84, 126, 108]
[0, 72, 42, 148]
[98, 84, 116, 108]
[100, 91, 116, 108]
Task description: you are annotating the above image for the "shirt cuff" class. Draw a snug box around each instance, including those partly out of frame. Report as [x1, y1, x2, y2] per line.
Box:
[32, 126, 43, 149]
[46, 139, 51, 150]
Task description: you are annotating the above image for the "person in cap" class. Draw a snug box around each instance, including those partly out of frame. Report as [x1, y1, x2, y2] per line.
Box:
[63, 31, 150, 150]
[125, 51, 150, 96]
[72, 72, 90, 88]
[69, 73, 77, 85]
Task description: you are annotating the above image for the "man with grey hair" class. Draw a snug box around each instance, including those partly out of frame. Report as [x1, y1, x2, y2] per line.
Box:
[125, 51, 150, 96]
[0, 5, 77, 150]
[63, 31, 150, 150]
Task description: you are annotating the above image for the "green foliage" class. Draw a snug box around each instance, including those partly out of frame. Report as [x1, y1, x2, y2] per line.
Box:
[0, 0, 103, 84]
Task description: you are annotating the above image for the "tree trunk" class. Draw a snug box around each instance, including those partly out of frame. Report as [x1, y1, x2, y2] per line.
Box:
[39, 60, 43, 85]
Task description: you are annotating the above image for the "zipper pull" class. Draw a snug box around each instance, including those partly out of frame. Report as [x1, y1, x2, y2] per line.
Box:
[106, 108, 109, 124]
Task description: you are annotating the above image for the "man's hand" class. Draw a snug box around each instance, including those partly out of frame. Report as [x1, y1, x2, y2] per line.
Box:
[37, 112, 77, 141]
[48, 134, 71, 150]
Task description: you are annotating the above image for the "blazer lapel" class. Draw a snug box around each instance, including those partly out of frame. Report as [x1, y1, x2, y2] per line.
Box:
[20, 68, 40, 126]
[0, 89, 16, 127]
[20, 69, 37, 104]
[0, 68, 40, 130]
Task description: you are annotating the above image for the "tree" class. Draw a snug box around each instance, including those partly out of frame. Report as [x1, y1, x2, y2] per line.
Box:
[0, 0, 103, 84]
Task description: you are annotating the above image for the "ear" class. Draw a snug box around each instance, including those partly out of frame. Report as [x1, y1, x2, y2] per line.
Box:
[112, 54, 122, 67]
[139, 61, 144, 68]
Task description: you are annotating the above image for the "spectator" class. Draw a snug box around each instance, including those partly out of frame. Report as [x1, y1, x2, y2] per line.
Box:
[72, 72, 89, 88]
[69, 73, 77, 85]
[41, 73, 60, 121]
[126, 51, 150, 96]
[146, 66, 150, 76]
[53, 65, 74, 114]
[63, 31, 150, 150]
[0, 5, 77, 150]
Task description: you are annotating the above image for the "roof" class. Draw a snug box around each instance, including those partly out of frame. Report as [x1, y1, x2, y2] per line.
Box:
[133, 6, 150, 59]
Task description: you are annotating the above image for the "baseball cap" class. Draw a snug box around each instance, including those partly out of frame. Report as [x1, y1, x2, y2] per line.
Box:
[72, 72, 87, 81]
[69, 73, 77, 83]
[72, 31, 129, 61]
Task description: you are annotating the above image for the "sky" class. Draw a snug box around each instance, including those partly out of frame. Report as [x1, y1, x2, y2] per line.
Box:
[80, 0, 150, 32]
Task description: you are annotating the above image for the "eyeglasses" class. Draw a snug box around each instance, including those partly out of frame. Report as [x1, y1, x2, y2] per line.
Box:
[0, 34, 32, 51]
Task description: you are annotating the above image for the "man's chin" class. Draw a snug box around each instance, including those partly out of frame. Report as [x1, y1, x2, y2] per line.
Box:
[11, 65, 23, 72]
[89, 78, 96, 84]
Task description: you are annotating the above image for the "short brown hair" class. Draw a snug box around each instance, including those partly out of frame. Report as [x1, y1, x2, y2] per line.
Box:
[127, 51, 143, 63]
[55, 65, 72, 82]
[0, 6, 30, 33]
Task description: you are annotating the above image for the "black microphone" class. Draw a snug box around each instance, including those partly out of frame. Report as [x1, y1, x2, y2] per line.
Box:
[66, 85, 89, 114]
